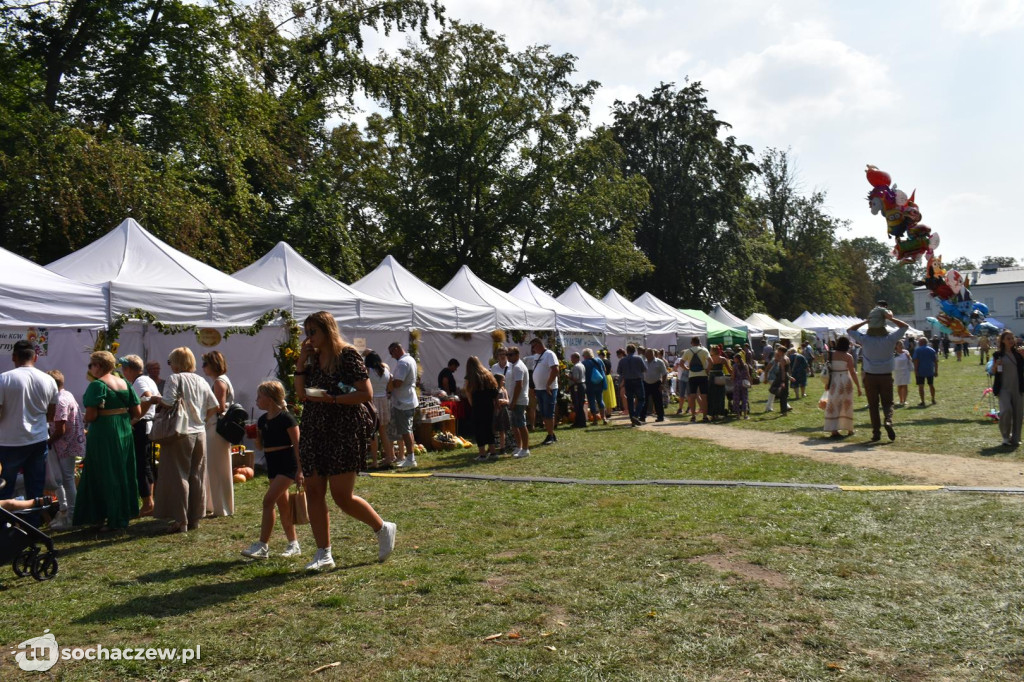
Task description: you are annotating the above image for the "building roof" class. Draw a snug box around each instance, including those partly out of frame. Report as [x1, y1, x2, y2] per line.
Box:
[915, 266, 1024, 291]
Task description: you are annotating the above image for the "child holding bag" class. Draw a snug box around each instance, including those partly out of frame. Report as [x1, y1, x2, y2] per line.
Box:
[242, 381, 303, 559]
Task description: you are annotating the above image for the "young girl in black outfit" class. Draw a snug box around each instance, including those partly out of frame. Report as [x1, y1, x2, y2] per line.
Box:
[242, 381, 303, 559]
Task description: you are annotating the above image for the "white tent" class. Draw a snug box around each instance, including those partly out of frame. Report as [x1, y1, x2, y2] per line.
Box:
[351, 256, 495, 332]
[441, 265, 556, 330]
[233, 242, 413, 330]
[0, 246, 108, 329]
[790, 311, 839, 337]
[0, 246, 113, 402]
[632, 292, 707, 338]
[744, 312, 802, 342]
[47, 218, 291, 325]
[557, 283, 645, 335]
[351, 256, 497, 390]
[508, 278, 605, 333]
[602, 289, 678, 335]
[710, 303, 763, 336]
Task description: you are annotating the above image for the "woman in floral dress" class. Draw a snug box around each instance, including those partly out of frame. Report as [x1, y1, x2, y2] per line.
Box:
[295, 311, 396, 571]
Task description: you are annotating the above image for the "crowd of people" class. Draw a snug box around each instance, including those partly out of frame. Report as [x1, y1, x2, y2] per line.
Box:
[0, 312, 397, 571]
[2, 306, 1023, 573]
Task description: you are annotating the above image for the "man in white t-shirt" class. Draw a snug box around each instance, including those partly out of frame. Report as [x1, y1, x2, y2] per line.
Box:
[388, 342, 419, 467]
[530, 337, 560, 446]
[121, 354, 159, 515]
[0, 340, 58, 520]
[505, 347, 531, 458]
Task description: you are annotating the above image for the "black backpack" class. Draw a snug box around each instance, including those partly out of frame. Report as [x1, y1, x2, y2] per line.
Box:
[688, 349, 705, 373]
[215, 402, 249, 445]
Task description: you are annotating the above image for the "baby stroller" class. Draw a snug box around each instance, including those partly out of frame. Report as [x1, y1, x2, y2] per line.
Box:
[0, 479, 59, 581]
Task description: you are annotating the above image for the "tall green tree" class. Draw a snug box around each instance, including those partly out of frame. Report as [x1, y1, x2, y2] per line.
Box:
[610, 81, 764, 312]
[0, 0, 441, 277]
[347, 21, 650, 291]
[748, 148, 855, 319]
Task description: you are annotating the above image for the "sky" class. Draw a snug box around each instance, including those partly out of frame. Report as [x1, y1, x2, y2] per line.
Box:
[359, 0, 1024, 266]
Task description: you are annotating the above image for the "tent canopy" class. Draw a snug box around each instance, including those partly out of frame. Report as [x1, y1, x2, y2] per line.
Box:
[710, 303, 762, 336]
[350, 256, 495, 332]
[0, 246, 109, 328]
[47, 218, 291, 326]
[233, 242, 412, 330]
[744, 312, 802, 342]
[632, 292, 706, 337]
[681, 309, 747, 345]
[601, 290, 678, 335]
[508, 278, 605, 333]
[557, 283, 645, 335]
[441, 265, 556, 330]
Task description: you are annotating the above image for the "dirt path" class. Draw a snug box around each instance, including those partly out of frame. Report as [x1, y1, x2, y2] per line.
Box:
[638, 419, 1024, 488]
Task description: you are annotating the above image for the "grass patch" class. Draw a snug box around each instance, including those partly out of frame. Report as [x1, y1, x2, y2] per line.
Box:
[2, 427, 1023, 679]
[694, 351, 1008, 458]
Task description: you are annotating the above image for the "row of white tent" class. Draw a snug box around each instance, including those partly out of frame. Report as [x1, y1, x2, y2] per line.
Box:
[0, 218, 871, 411]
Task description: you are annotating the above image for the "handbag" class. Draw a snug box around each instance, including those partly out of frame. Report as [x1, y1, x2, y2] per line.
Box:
[713, 375, 727, 386]
[149, 397, 185, 442]
[290, 485, 309, 525]
[216, 402, 248, 445]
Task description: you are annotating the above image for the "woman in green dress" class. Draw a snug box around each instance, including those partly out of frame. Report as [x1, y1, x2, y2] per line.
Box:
[73, 350, 142, 530]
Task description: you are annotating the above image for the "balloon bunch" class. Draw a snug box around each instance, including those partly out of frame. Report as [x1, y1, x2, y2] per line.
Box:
[865, 165, 940, 263]
[865, 165, 998, 339]
[918, 254, 995, 338]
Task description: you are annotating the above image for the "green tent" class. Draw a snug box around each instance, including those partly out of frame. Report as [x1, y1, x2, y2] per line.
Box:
[680, 309, 747, 346]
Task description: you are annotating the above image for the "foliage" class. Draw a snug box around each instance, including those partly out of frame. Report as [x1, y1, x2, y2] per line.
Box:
[748, 148, 855, 319]
[979, 256, 1018, 268]
[347, 22, 650, 292]
[0, 0, 441, 276]
[611, 81, 761, 312]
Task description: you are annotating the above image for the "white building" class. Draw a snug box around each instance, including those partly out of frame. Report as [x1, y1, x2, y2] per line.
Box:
[913, 263, 1024, 337]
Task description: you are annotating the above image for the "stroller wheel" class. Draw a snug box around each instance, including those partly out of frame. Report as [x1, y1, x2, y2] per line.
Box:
[13, 546, 38, 577]
[31, 551, 58, 581]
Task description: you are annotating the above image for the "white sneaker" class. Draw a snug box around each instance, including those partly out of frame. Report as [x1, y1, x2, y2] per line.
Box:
[396, 457, 417, 468]
[305, 547, 335, 571]
[513, 449, 530, 459]
[241, 541, 270, 559]
[48, 511, 71, 531]
[281, 541, 301, 557]
[377, 521, 396, 562]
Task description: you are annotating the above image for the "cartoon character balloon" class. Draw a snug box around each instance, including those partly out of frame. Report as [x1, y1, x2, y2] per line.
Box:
[865, 165, 939, 263]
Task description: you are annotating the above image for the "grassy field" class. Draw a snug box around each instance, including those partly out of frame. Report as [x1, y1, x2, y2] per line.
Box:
[3, 426, 1024, 680]
[682, 349, 1010, 458]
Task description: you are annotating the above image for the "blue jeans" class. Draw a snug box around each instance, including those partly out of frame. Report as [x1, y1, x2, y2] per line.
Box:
[536, 389, 558, 419]
[624, 378, 646, 421]
[586, 384, 605, 417]
[0, 440, 48, 526]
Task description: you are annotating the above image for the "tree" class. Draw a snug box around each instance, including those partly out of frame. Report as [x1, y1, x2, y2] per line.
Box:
[842, 236, 915, 314]
[0, 0, 442, 276]
[944, 256, 976, 272]
[347, 21, 651, 291]
[611, 81, 761, 311]
[746, 148, 854, 319]
[979, 256, 1018, 268]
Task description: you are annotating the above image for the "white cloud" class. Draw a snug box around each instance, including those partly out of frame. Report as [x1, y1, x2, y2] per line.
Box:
[941, 0, 1024, 36]
[697, 37, 896, 139]
[646, 50, 692, 78]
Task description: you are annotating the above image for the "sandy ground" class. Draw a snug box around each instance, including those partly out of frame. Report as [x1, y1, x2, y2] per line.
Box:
[637, 419, 1024, 488]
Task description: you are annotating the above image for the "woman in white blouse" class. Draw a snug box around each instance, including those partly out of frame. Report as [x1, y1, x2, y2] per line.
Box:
[148, 347, 219, 534]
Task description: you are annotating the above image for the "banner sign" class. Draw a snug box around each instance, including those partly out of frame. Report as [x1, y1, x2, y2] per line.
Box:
[0, 327, 48, 357]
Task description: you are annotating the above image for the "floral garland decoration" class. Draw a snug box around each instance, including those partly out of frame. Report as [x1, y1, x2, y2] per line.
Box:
[97, 307, 300, 401]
